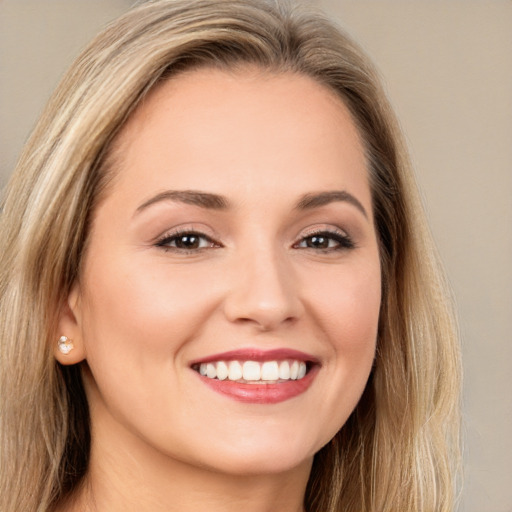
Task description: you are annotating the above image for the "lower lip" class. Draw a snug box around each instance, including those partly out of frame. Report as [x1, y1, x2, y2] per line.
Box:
[196, 365, 319, 404]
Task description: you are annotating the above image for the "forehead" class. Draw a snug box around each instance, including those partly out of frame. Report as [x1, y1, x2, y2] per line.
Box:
[103, 67, 370, 210]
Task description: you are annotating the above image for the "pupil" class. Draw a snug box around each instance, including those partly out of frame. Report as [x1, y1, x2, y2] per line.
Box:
[177, 235, 199, 248]
[308, 235, 328, 248]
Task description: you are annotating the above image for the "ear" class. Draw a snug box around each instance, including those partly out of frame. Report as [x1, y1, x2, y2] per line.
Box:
[54, 284, 87, 365]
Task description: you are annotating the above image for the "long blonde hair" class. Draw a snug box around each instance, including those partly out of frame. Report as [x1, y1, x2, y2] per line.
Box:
[0, 1, 461, 510]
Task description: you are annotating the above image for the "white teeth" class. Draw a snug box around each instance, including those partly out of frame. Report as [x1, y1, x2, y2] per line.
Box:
[243, 361, 261, 381]
[206, 363, 217, 379]
[196, 359, 310, 382]
[290, 361, 299, 380]
[298, 361, 307, 379]
[216, 361, 229, 380]
[228, 360, 243, 380]
[278, 361, 290, 380]
[261, 361, 279, 381]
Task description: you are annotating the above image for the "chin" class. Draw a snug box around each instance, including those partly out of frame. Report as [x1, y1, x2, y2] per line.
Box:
[184, 428, 324, 477]
[203, 450, 314, 477]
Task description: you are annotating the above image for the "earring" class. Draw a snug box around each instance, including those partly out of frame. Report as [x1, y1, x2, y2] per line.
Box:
[58, 335, 74, 355]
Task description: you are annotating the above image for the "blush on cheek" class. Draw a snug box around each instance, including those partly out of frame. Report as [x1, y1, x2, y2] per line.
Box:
[314, 271, 380, 339]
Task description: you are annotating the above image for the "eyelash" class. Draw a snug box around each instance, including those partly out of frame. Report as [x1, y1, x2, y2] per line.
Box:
[155, 228, 355, 254]
[155, 229, 220, 253]
[293, 229, 355, 252]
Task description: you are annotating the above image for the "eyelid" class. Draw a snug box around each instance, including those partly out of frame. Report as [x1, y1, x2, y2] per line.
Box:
[299, 225, 350, 239]
[153, 222, 219, 242]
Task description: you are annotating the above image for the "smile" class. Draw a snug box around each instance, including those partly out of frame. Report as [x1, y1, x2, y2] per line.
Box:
[193, 360, 308, 383]
[190, 349, 319, 403]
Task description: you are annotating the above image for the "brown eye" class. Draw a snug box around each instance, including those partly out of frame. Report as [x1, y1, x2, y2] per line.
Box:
[296, 231, 355, 251]
[156, 231, 218, 251]
[174, 234, 202, 249]
[305, 235, 331, 249]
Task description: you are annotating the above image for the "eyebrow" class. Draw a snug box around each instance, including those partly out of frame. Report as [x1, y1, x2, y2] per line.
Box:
[295, 191, 368, 219]
[136, 190, 229, 213]
[135, 189, 368, 218]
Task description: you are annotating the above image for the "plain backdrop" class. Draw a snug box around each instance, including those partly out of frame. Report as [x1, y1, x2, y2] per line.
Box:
[1, 1, 511, 511]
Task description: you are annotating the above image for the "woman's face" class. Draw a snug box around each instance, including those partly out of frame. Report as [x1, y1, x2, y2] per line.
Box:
[60, 68, 381, 476]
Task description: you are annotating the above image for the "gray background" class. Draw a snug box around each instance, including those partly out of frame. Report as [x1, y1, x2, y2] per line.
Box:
[1, 1, 511, 511]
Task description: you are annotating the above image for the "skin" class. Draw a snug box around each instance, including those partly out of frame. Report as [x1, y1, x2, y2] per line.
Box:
[56, 67, 381, 512]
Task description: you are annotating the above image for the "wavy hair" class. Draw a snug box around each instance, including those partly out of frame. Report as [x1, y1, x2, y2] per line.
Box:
[0, 1, 461, 510]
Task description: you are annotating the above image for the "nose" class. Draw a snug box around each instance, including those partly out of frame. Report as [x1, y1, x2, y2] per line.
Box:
[223, 245, 304, 331]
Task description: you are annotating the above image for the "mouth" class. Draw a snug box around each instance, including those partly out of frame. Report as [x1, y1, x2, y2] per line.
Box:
[192, 359, 311, 383]
[190, 349, 319, 403]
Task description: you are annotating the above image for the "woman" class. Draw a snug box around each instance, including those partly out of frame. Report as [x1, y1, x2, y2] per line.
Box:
[0, 1, 461, 511]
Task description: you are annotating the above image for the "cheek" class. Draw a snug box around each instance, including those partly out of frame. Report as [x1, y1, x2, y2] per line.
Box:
[76, 255, 222, 434]
[304, 261, 381, 351]
[80, 255, 220, 358]
[282, 258, 381, 448]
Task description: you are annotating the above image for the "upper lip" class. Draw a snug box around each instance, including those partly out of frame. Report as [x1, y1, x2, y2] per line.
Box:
[189, 348, 320, 366]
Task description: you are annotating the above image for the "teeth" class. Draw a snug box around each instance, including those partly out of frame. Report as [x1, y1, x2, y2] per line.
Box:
[216, 361, 229, 380]
[261, 361, 279, 381]
[196, 359, 310, 382]
[206, 363, 216, 379]
[242, 361, 261, 381]
[228, 361, 243, 380]
[290, 360, 299, 380]
[298, 361, 307, 379]
[278, 361, 290, 380]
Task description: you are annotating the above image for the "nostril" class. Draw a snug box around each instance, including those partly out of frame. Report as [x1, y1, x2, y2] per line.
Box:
[233, 315, 297, 332]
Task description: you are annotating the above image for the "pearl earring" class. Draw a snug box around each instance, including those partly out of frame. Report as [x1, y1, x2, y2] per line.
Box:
[57, 335, 74, 355]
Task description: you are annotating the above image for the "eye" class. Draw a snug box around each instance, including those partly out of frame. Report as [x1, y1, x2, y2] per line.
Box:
[156, 230, 219, 252]
[294, 230, 355, 251]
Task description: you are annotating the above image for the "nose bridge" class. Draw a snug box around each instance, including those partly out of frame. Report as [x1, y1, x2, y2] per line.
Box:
[224, 238, 302, 330]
